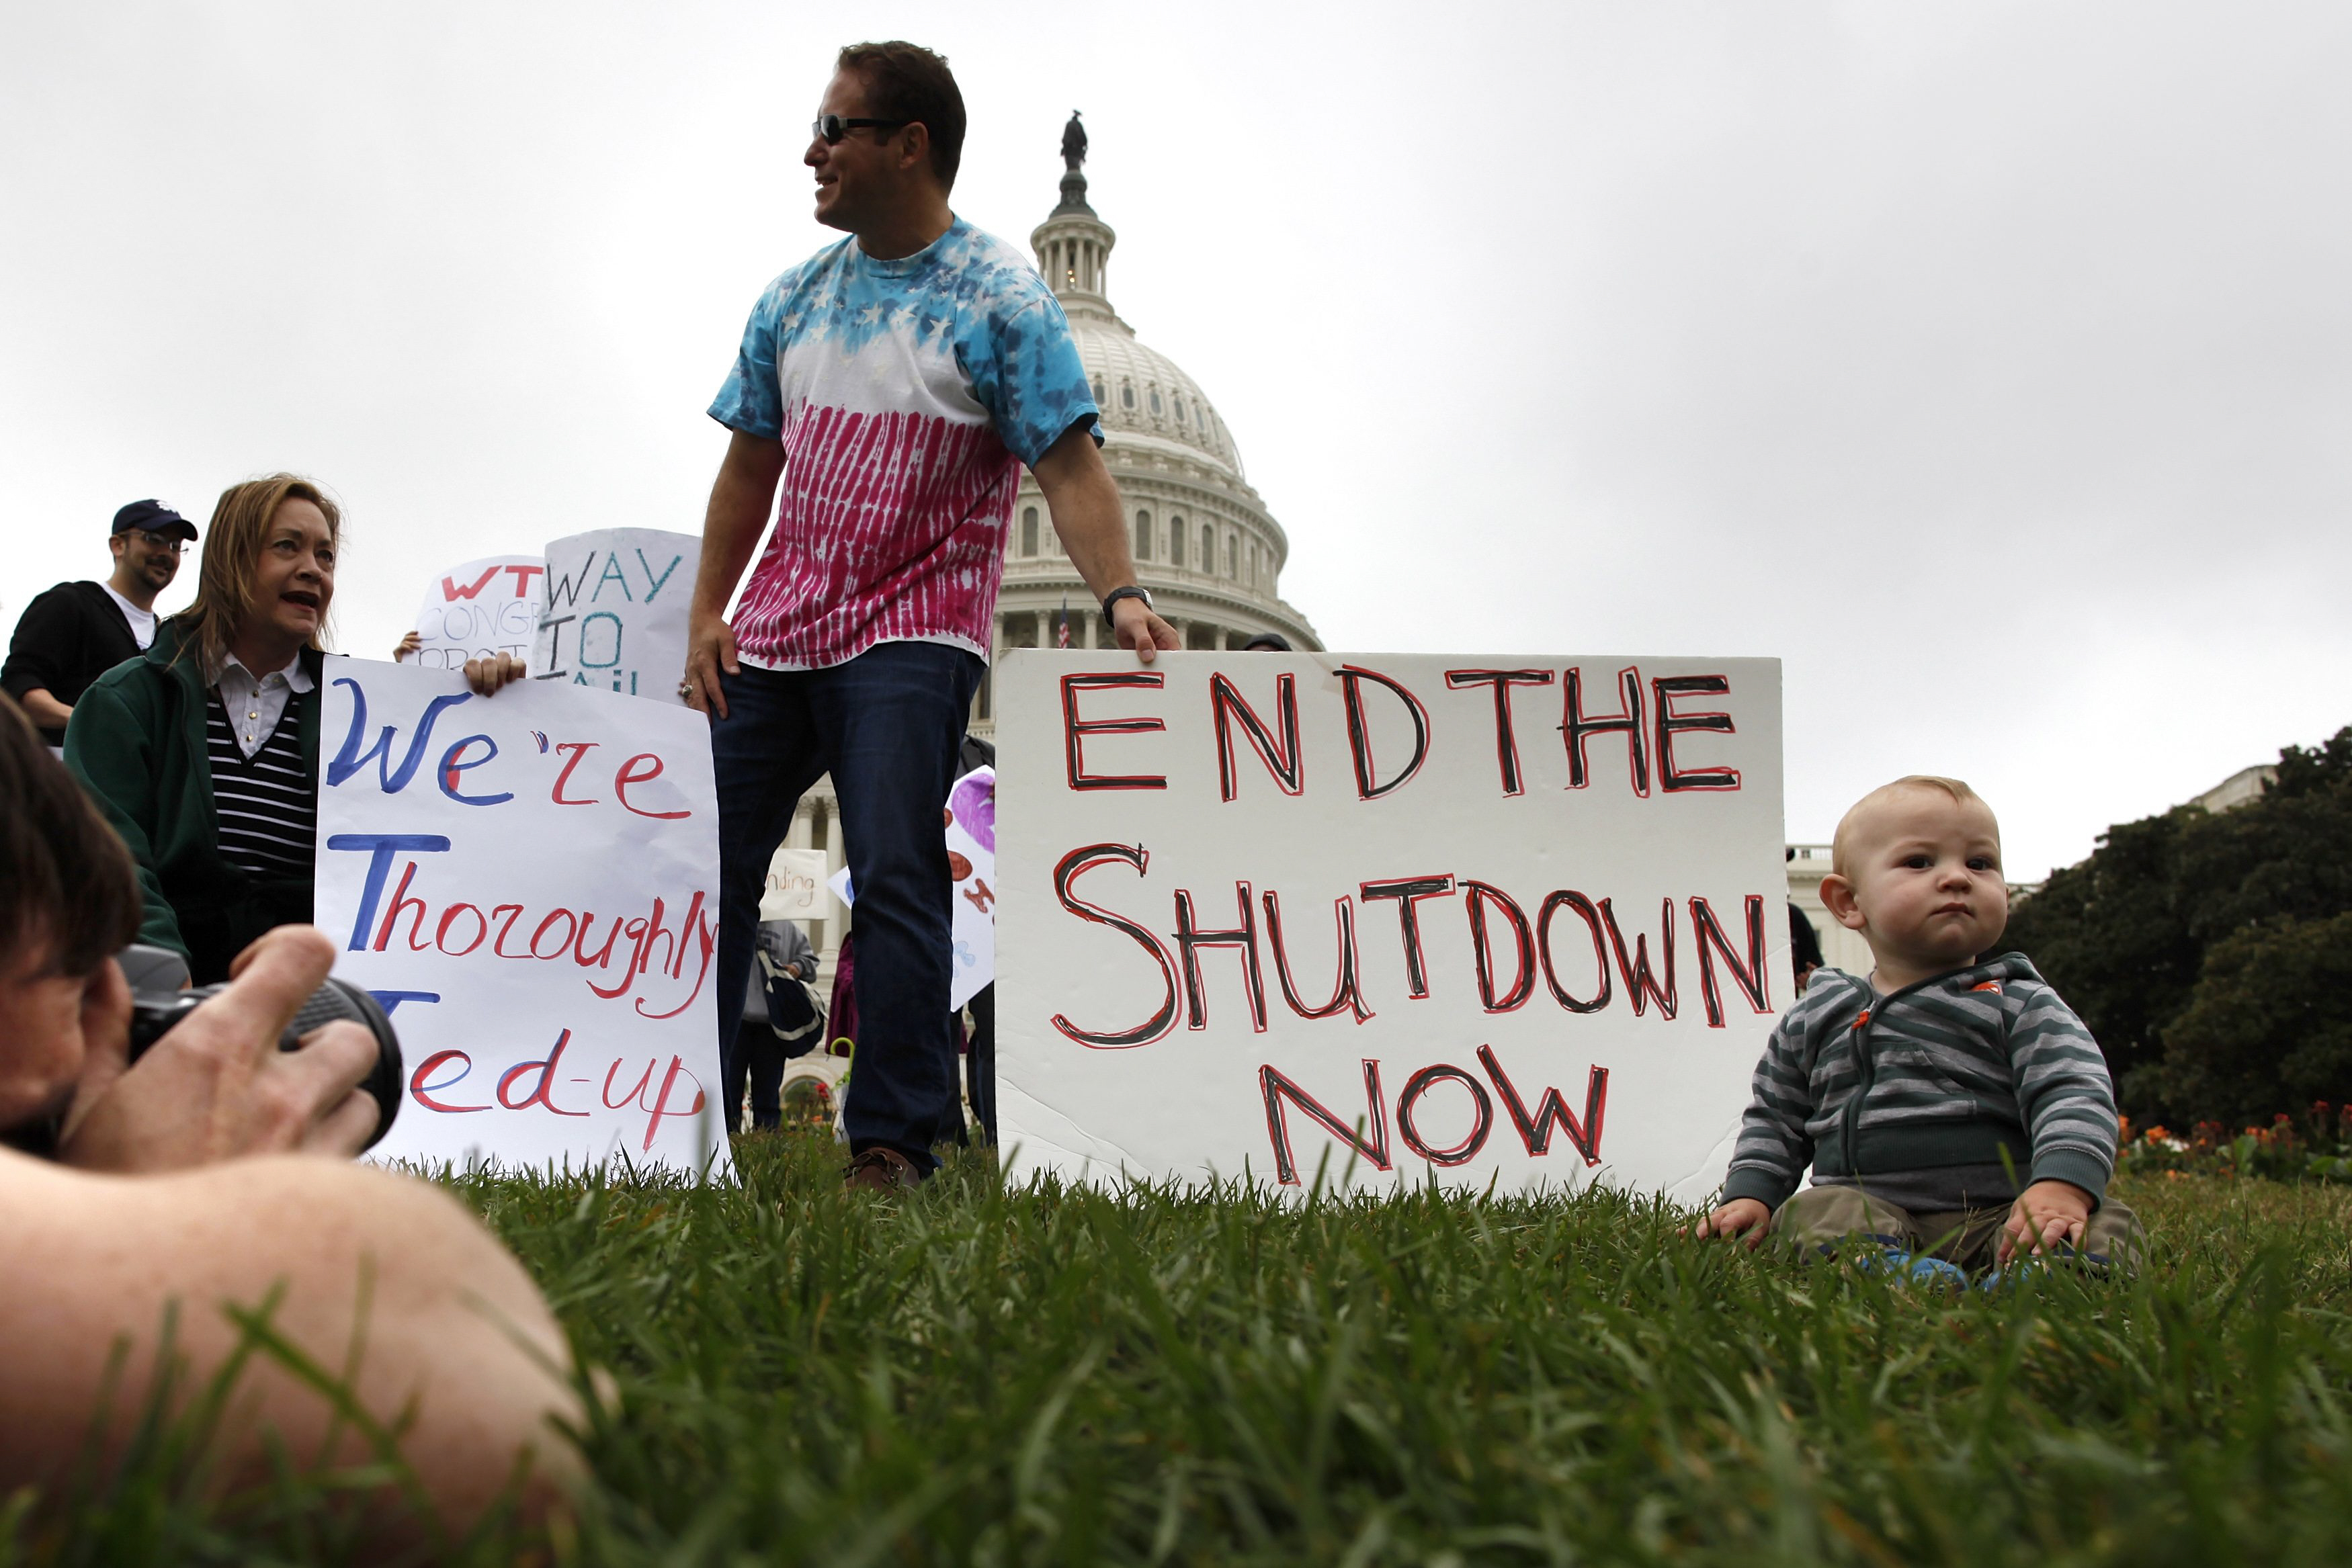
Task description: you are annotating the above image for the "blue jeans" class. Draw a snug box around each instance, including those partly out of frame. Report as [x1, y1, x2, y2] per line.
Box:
[710, 642, 984, 1172]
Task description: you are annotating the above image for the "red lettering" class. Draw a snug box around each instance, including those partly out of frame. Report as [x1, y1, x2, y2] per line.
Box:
[1048, 843, 1178, 1048]
[1359, 875, 1457, 1000]
[603, 1057, 655, 1110]
[1478, 1045, 1607, 1164]
[1396, 1064, 1493, 1166]
[1462, 881, 1536, 1013]
[409, 1049, 489, 1113]
[442, 566, 500, 601]
[435, 902, 487, 956]
[1337, 666, 1431, 801]
[1261, 889, 1375, 1024]
[1689, 894, 1773, 1026]
[1562, 666, 1650, 796]
[552, 741, 600, 805]
[530, 909, 579, 959]
[491, 902, 528, 957]
[636, 904, 718, 1020]
[372, 859, 431, 952]
[1060, 672, 1168, 790]
[1536, 891, 1613, 1014]
[640, 1055, 706, 1151]
[1600, 897, 1678, 1019]
[1443, 669, 1554, 796]
[1210, 670, 1303, 800]
[617, 753, 691, 819]
[1259, 1059, 1390, 1186]
[497, 1029, 589, 1117]
[1173, 882, 1267, 1033]
[1652, 674, 1740, 793]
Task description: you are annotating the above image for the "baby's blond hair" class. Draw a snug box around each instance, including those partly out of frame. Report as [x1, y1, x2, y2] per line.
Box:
[1830, 776, 1990, 879]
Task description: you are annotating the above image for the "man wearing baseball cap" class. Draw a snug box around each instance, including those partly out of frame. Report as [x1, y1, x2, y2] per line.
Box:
[2, 500, 196, 747]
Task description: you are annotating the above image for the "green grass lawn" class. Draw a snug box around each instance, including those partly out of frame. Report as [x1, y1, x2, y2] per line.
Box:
[19, 1136, 2352, 1566]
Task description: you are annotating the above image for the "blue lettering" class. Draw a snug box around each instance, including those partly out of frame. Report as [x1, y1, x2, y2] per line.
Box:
[324, 833, 453, 949]
[325, 678, 476, 793]
[636, 549, 683, 601]
[591, 554, 632, 602]
[437, 734, 513, 806]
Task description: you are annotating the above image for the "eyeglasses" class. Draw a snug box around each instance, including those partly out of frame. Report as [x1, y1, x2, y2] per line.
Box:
[811, 114, 912, 145]
[131, 531, 185, 554]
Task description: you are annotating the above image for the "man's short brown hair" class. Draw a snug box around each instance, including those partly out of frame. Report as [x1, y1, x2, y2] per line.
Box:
[837, 41, 966, 190]
[0, 703, 139, 977]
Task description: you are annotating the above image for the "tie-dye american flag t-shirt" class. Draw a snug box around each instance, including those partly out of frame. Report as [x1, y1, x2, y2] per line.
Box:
[708, 218, 1101, 670]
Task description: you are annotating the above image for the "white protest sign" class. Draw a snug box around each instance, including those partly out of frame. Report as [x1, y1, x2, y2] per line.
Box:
[995, 652, 1787, 1201]
[945, 765, 996, 1010]
[761, 847, 831, 922]
[411, 556, 545, 670]
[533, 529, 697, 703]
[819, 763, 997, 1011]
[314, 658, 731, 1175]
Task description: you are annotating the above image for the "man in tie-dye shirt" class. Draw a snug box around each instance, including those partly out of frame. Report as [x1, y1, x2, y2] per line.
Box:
[683, 41, 1177, 1191]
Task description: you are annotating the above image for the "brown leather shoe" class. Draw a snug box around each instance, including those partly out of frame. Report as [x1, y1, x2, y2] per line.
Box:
[843, 1146, 924, 1192]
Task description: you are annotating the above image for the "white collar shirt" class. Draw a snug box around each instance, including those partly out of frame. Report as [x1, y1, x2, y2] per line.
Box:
[213, 651, 315, 760]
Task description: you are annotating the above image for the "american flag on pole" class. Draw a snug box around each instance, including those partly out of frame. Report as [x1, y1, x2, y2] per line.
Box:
[1056, 594, 1071, 649]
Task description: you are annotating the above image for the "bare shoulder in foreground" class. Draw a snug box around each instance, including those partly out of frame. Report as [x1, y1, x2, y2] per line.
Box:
[0, 1141, 585, 1530]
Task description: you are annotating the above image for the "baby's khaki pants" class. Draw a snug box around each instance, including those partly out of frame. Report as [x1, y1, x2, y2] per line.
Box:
[1769, 1184, 2146, 1274]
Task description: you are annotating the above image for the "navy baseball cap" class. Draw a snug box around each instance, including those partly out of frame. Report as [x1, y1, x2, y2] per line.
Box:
[112, 499, 197, 541]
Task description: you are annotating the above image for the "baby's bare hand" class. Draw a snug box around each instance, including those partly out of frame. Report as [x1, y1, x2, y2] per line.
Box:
[1999, 1179, 2093, 1264]
[1686, 1196, 1773, 1249]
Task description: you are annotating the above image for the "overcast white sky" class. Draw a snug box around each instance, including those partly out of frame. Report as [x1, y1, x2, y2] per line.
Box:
[4, 2, 2346, 879]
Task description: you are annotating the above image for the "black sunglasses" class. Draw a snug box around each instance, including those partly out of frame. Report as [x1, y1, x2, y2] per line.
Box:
[811, 114, 913, 145]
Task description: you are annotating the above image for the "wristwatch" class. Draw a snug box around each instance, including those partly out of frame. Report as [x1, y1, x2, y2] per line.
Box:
[1101, 584, 1154, 622]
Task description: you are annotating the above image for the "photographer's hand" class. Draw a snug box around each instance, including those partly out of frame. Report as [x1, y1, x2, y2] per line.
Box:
[57, 927, 380, 1172]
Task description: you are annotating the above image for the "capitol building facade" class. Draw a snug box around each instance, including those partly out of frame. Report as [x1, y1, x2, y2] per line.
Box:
[976, 133, 1320, 734]
[778, 132, 1318, 972]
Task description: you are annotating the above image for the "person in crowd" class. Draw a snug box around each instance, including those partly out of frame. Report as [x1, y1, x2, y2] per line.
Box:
[0, 701, 580, 1528]
[1787, 899, 1824, 994]
[1692, 776, 2144, 1277]
[680, 41, 1175, 1191]
[1786, 846, 1826, 995]
[1240, 631, 1292, 652]
[3, 500, 197, 747]
[65, 475, 523, 984]
[726, 917, 826, 1133]
[959, 986, 995, 1147]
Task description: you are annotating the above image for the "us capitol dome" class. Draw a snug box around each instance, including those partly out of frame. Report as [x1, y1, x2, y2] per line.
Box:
[972, 112, 1322, 732]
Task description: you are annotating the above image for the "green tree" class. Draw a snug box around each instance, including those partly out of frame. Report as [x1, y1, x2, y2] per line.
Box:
[2002, 727, 2352, 1121]
[2154, 912, 2352, 1127]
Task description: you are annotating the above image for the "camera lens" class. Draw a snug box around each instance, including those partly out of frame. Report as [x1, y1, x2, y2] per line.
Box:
[124, 958, 404, 1151]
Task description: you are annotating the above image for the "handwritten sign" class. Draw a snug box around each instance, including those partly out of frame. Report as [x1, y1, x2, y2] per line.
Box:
[995, 652, 1787, 1201]
[314, 657, 730, 1175]
[946, 765, 996, 1010]
[411, 556, 545, 670]
[533, 529, 696, 703]
[761, 847, 831, 922]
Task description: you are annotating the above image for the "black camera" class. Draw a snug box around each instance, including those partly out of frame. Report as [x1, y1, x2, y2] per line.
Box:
[120, 945, 404, 1151]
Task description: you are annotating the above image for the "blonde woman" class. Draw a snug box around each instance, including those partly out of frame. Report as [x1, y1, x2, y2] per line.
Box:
[67, 475, 521, 982]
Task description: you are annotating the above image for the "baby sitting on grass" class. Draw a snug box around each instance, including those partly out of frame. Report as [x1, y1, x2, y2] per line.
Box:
[1693, 775, 2143, 1278]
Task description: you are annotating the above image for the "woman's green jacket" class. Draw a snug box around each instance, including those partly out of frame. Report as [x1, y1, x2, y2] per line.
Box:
[65, 620, 323, 981]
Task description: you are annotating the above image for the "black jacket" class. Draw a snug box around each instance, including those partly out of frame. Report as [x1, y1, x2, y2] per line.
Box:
[3, 581, 140, 744]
